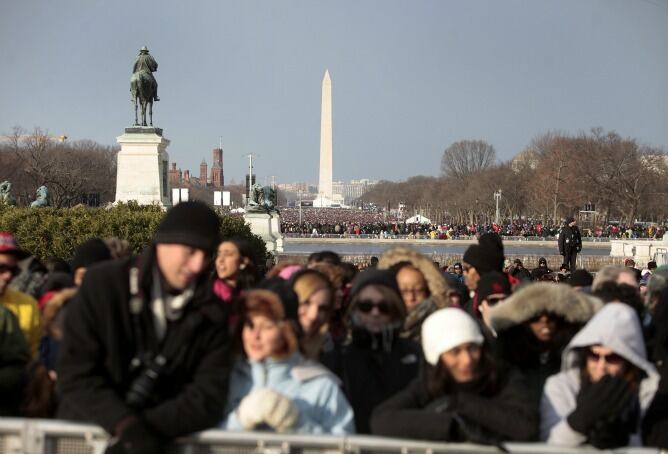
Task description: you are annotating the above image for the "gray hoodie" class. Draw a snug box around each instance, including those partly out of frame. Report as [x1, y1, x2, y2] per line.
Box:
[540, 303, 659, 446]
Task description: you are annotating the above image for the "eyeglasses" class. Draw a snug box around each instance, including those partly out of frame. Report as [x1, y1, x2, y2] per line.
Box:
[356, 300, 391, 315]
[0, 264, 20, 276]
[586, 349, 625, 365]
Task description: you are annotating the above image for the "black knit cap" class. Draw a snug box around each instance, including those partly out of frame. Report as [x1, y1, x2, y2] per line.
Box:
[349, 268, 401, 302]
[463, 242, 504, 274]
[154, 201, 220, 254]
[477, 271, 511, 302]
[569, 269, 593, 287]
[71, 238, 112, 271]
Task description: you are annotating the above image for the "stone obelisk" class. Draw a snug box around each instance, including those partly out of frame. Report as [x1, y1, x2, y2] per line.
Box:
[318, 70, 333, 200]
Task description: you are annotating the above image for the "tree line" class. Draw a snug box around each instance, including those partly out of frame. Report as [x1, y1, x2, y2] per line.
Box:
[360, 129, 668, 225]
[0, 127, 117, 207]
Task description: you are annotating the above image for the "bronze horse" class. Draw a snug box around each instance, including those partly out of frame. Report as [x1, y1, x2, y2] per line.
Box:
[130, 70, 156, 127]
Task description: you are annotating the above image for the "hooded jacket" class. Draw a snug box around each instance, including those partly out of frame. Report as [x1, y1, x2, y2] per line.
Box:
[540, 303, 659, 446]
[379, 247, 452, 342]
[322, 269, 422, 433]
[222, 353, 354, 434]
[488, 283, 600, 404]
[378, 247, 451, 309]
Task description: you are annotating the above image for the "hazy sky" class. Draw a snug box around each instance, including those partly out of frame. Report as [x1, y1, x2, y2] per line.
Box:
[1, 0, 667, 185]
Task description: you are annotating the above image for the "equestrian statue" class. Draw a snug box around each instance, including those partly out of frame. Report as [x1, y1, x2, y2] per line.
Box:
[130, 46, 160, 127]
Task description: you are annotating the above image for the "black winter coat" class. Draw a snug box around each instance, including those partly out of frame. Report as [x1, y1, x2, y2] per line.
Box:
[56, 248, 230, 439]
[558, 225, 582, 255]
[370, 368, 537, 443]
[321, 326, 421, 434]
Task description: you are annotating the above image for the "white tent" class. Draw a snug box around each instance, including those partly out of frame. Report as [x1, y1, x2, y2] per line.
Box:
[405, 214, 432, 224]
[312, 196, 335, 207]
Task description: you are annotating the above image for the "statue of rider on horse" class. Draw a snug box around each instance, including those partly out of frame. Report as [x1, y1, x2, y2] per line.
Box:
[130, 46, 159, 127]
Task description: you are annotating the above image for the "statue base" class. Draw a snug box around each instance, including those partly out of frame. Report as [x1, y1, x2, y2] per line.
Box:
[115, 129, 171, 208]
[244, 211, 284, 254]
[125, 127, 163, 136]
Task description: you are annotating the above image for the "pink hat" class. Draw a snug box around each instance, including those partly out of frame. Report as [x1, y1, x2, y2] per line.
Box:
[278, 265, 303, 280]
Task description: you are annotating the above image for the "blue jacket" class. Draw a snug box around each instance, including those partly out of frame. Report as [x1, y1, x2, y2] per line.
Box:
[221, 353, 355, 434]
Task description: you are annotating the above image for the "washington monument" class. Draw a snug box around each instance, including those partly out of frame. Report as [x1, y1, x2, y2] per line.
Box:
[318, 70, 333, 199]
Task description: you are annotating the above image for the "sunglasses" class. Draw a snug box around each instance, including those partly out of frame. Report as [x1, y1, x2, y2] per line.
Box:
[0, 264, 20, 276]
[486, 296, 506, 306]
[356, 300, 391, 315]
[586, 349, 625, 365]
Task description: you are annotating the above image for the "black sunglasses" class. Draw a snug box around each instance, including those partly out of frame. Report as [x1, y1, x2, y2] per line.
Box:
[356, 300, 391, 315]
[486, 296, 506, 306]
[586, 349, 625, 365]
[0, 264, 20, 276]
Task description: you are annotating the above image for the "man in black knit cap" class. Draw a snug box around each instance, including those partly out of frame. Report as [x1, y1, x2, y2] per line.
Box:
[57, 202, 229, 454]
[461, 233, 506, 318]
[559, 217, 582, 272]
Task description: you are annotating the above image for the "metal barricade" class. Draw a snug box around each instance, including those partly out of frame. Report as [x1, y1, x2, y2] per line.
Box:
[0, 419, 661, 454]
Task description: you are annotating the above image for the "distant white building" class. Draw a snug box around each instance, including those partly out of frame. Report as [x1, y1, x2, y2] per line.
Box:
[332, 179, 378, 204]
[277, 182, 309, 193]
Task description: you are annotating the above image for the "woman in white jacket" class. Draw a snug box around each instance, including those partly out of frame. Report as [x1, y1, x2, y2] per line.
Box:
[220, 288, 355, 434]
[541, 302, 659, 448]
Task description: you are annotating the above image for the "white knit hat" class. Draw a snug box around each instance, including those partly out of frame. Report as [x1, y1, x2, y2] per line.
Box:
[421, 308, 484, 365]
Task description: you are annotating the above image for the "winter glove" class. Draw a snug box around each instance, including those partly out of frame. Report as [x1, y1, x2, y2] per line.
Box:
[105, 416, 165, 454]
[588, 395, 639, 449]
[236, 388, 299, 433]
[566, 375, 634, 435]
[425, 393, 458, 413]
[452, 413, 505, 448]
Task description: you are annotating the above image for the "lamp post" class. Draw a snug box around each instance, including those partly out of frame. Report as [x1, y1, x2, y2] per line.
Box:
[298, 189, 302, 230]
[494, 190, 502, 225]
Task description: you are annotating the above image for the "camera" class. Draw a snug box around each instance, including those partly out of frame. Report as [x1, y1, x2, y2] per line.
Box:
[125, 355, 167, 409]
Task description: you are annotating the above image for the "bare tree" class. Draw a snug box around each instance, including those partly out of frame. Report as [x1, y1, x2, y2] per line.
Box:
[0, 127, 117, 207]
[440, 140, 496, 179]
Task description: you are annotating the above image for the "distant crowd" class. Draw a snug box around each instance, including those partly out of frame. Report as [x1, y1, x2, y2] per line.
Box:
[0, 201, 667, 452]
[279, 208, 665, 240]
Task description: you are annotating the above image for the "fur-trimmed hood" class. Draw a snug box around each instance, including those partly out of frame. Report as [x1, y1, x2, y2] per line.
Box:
[378, 246, 451, 309]
[489, 283, 601, 333]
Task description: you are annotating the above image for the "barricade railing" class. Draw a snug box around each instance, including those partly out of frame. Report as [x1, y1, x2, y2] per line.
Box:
[0, 419, 661, 454]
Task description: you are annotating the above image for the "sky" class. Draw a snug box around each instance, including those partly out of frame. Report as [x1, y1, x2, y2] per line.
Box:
[1, 0, 667, 186]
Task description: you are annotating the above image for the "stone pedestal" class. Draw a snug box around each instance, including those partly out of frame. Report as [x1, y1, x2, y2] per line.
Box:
[115, 127, 171, 207]
[610, 239, 668, 267]
[244, 211, 284, 254]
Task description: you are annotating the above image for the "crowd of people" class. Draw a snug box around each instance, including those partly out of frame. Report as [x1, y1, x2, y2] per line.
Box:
[278, 208, 665, 240]
[0, 201, 668, 453]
